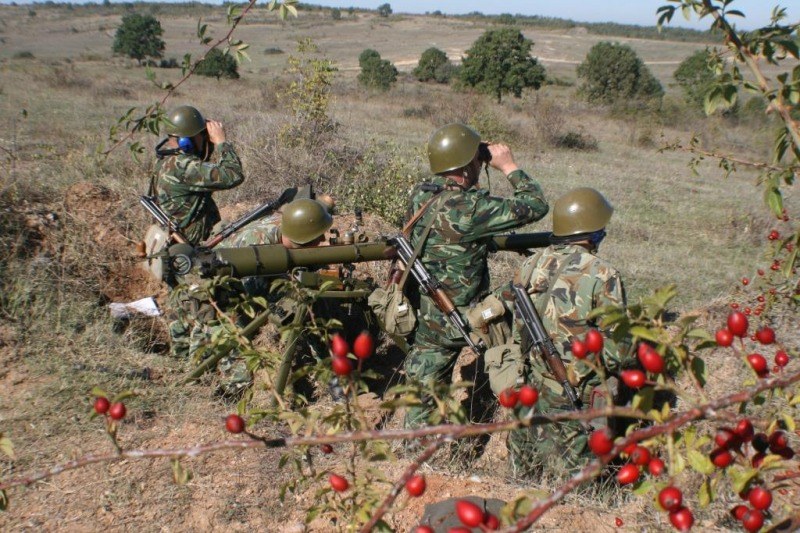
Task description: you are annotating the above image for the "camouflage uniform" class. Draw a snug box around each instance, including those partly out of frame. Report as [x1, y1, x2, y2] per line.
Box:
[506, 243, 631, 478]
[404, 171, 548, 427]
[152, 141, 244, 245]
[219, 214, 282, 248]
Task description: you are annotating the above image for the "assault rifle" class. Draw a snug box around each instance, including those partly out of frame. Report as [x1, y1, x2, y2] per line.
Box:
[139, 195, 188, 244]
[511, 283, 583, 411]
[391, 234, 486, 356]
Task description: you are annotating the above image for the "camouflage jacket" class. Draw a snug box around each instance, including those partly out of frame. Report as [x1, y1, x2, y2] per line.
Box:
[406, 170, 548, 313]
[219, 214, 282, 248]
[153, 142, 245, 245]
[512, 243, 632, 390]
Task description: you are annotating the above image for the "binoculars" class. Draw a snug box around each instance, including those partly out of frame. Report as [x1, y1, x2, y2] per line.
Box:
[478, 142, 492, 164]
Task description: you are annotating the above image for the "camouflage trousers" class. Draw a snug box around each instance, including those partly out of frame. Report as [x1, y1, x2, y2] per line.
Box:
[403, 298, 467, 428]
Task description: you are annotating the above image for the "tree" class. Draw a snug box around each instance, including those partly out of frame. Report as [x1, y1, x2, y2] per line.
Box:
[576, 42, 664, 105]
[194, 48, 239, 80]
[459, 28, 546, 103]
[413, 47, 452, 83]
[357, 48, 397, 91]
[674, 49, 717, 112]
[331, 8, 341, 20]
[377, 3, 392, 17]
[112, 13, 165, 63]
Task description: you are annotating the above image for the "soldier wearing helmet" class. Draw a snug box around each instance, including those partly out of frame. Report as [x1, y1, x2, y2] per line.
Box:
[221, 198, 334, 249]
[501, 187, 632, 479]
[151, 105, 244, 245]
[402, 123, 549, 428]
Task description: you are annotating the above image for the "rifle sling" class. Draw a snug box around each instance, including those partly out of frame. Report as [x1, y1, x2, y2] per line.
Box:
[397, 190, 454, 290]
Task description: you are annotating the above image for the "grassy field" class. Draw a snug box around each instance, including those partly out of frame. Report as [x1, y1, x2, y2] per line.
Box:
[0, 3, 797, 532]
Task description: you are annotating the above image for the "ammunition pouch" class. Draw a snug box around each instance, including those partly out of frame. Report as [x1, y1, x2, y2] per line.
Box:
[484, 342, 525, 395]
[466, 294, 511, 349]
[368, 283, 417, 337]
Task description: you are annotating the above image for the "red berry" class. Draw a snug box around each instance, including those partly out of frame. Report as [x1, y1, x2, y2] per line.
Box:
[668, 507, 694, 532]
[715, 329, 734, 347]
[710, 447, 734, 468]
[731, 302, 740, 309]
[589, 428, 614, 456]
[447, 528, 471, 533]
[751, 452, 766, 468]
[329, 473, 349, 492]
[658, 486, 683, 512]
[484, 513, 500, 530]
[731, 504, 748, 520]
[630, 446, 651, 466]
[616, 464, 639, 485]
[747, 353, 768, 376]
[331, 355, 352, 376]
[109, 402, 126, 421]
[93, 396, 110, 415]
[225, 414, 245, 434]
[727, 312, 749, 337]
[775, 350, 789, 367]
[742, 277, 750, 286]
[585, 329, 604, 354]
[757, 295, 765, 302]
[518, 385, 539, 407]
[748, 486, 772, 510]
[768, 430, 788, 451]
[715, 427, 741, 449]
[757, 269, 765, 276]
[353, 331, 374, 360]
[638, 346, 665, 374]
[615, 517, 623, 527]
[741, 509, 764, 533]
[498, 387, 519, 409]
[320, 444, 333, 454]
[768, 230, 780, 240]
[648, 457, 665, 476]
[622, 442, 637, 456]
[755, 327, 775, 345]
[571, 339, 588, 359]
[405, 475, 426, 497]
[331, 333, 349, 358]
[735, 420, 754, 442]
[621, 370, 646, 389]
[455, 499, 485, 527]
[414, 527, 434, 533]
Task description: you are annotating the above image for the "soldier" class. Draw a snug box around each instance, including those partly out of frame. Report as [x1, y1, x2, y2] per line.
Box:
[502, 187, 632, 478]
[170, 199, 334, 398]
[152, 105, 244, 245]
[403, 123, 549, 428]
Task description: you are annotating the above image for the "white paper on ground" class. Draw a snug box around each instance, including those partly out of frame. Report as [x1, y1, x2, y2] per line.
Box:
[109, 297, 161, 319]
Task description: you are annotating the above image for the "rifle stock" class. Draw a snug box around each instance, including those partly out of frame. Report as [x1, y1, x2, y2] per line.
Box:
[203, 187, 297, 248]
[139, 195, 188, 244]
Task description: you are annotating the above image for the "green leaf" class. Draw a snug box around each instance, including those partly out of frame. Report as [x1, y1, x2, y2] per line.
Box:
[687, 450, 715, 475]
[765, 187, 784, 218]
[0, 435, 13, 459]
[730, 466, 758, 495]
[629, 326, 659, 343]
[632, 387, 654, 412]
[686, 328, 713, 341]
[698, 478, 712, 508]
[171, 458, 192, 485]
[0, 489, 8, 512]
[91, 386, 109, 398]
[782, 246, 797, 278]
[690, 357, 707, 387]
[633, 479, 654, 496]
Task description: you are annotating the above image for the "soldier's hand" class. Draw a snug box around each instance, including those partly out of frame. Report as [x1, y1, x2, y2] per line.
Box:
[487, 143, 519, 175]
[206, 120, 226, 144]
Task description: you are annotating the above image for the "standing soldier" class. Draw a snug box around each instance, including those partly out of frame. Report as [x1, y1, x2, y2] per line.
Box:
[152, 105, 244, 245]
[500, 187, 632, 478]
[403, 123, 549, 428]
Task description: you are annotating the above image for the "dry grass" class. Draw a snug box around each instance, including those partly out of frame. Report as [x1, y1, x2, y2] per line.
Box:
[0, 4, 797, 532]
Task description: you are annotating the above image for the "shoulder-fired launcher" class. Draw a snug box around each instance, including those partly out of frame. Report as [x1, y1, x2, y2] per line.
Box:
[171, 232, 552, 278]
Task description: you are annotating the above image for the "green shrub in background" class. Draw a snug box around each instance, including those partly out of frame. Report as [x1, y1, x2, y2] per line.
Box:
[112, 13, 165, 63]
[357, 49, 397, 91]
[577, 41, 663, 106]
[195, 48, 239, 80]
[674, 49, 716, 113]
[413, 47, 455, 83]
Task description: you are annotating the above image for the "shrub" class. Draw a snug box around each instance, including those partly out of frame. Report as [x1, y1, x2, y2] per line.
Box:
[195, 48, 239, 80]
[13, 50, 34, 59]
[577, 42, 663, 106]
[377, 3, 391, 17]
[357, 49, 397, 91]
[674, 49, 716, 113]
[111, 13, 165, 63]
[264, 47, 284, 55]
[159, 57, 178, 69]
[413, 47, 451, 83]
[460, 28, 546, 103]
[331, 8, 341, 20]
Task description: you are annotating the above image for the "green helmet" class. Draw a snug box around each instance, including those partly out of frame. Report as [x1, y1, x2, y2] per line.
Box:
[281, 199, 334, 245]
[427, 123, 481, 174]
[552, 187, 614, 237]
[164, 105, 206, 137]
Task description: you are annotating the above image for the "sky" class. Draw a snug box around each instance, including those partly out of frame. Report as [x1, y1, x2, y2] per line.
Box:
[306, 0, 791, 30]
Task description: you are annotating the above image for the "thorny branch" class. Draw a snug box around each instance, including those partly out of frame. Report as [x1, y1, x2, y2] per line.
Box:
[2, 368, 798, 530]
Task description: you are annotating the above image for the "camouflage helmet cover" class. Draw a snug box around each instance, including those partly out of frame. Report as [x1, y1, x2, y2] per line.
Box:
[552, 187, 614, 237]
[427, 123, 481, 174]
[164, 105, 206, 137]
[281, 199, 334, 244]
